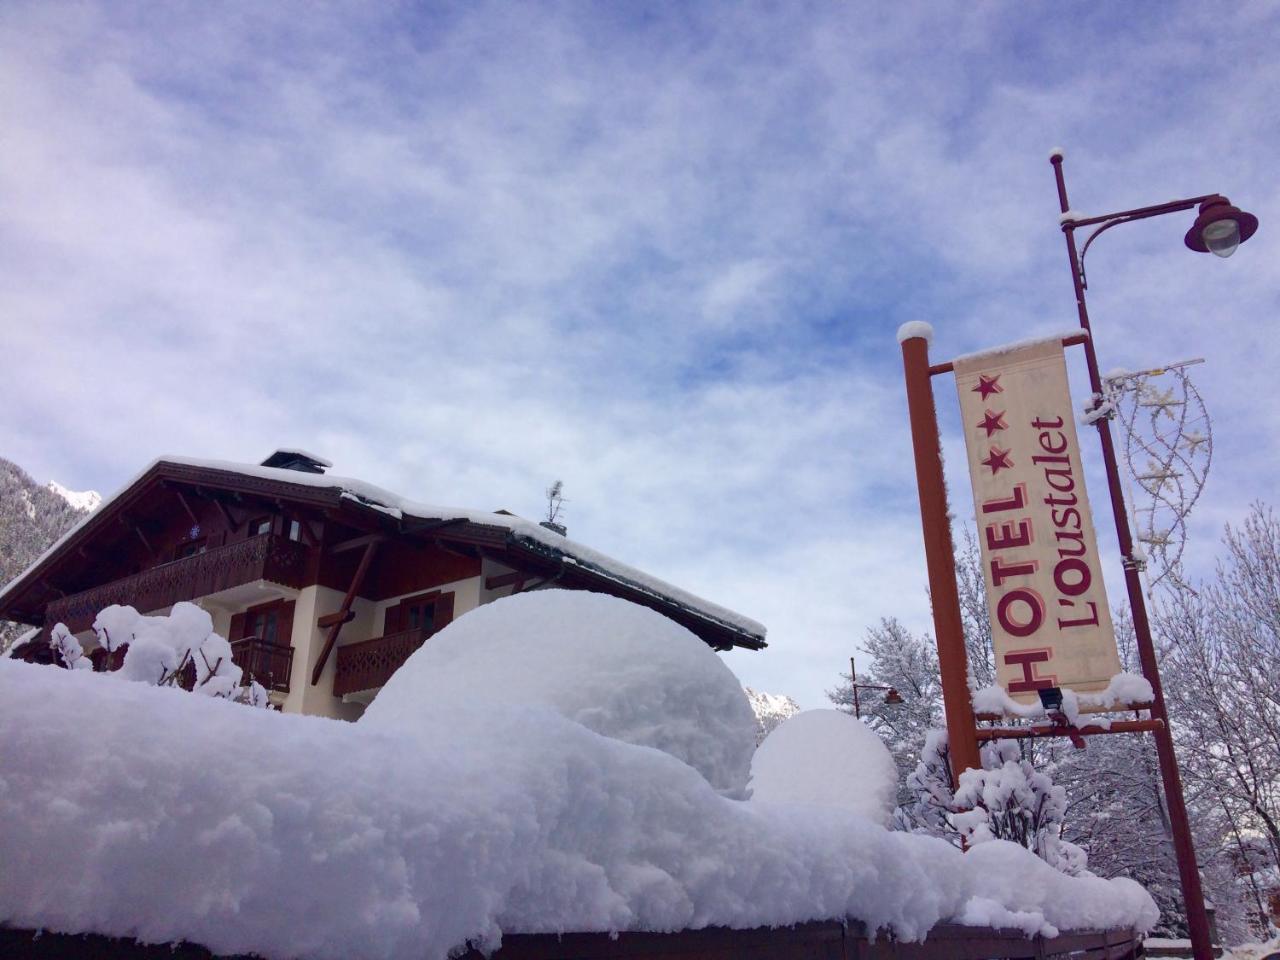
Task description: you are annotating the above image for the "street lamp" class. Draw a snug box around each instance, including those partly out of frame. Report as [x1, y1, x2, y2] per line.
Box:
[847, 656, 904, 720]
[1049, 148, 1258, 960]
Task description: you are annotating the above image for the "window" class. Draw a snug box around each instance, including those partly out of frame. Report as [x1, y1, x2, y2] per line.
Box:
[250, 517, 272, 537]
[248, 609, 279, 645]
[176, 538, 207, 560]
[288, 519, 302, 542]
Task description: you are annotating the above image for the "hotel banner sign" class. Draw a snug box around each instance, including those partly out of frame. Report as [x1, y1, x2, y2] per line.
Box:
[955, 338, 1121, 704]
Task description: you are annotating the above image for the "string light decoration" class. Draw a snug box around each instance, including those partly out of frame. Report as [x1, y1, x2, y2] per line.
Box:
[1088, 359, 1212, 590]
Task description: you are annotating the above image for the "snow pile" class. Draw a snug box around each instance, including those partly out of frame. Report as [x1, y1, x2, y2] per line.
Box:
[749, 710, 898, 825]
[364, 590, 757, 797]
[0, 592, 1159, 960]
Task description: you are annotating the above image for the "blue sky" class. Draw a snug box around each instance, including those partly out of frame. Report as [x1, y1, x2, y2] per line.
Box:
[2, 1, 1277, 708]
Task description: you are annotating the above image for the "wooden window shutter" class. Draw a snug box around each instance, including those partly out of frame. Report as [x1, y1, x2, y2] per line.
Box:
[276, 600, 296, 647]
[432, 593, 455, 632]
[384, 604, 401, 635]
[229, 612, 247, 641]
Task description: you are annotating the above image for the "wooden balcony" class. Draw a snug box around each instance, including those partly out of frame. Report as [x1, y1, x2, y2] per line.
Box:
[333, 628, 427, 697]
[230, 636, 294, 693]
[45, 534, 311, 634]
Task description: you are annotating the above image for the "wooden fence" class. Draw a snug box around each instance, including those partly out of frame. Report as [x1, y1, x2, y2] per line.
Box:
[1, 921, 1145, 959]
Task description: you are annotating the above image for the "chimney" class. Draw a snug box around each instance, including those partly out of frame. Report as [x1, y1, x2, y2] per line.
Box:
[260, 450, 332, 474]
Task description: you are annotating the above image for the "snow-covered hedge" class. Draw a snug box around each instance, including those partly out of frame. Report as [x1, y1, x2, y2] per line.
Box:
[0, 591, 1158, 960]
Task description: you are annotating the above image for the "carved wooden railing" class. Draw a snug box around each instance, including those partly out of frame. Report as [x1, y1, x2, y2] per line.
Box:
[45, 534, 311, 634]
[230, 636, 294, 693]
[333, 628, 428, 697]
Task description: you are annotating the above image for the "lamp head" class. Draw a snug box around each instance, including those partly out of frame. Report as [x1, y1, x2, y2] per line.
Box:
[1037, 686, 1065, 712]
[1185, 195, 1259, 258]
[884, 687, 904, 706]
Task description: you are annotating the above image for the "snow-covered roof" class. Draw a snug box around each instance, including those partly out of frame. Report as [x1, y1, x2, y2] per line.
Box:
[1, 456, 765, 646]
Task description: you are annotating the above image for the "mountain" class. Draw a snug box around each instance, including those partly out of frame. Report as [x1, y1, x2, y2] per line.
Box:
[48, 480, 103, 513]
[1, 458, 95, 650]
[744, 686, 801, 744]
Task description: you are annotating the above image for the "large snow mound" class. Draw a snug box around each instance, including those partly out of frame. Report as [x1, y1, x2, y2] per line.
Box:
[362, 590, 758, 797]
[749, 710, 898, 825]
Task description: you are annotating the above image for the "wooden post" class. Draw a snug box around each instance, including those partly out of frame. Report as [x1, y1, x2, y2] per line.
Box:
[898, 323, 981, 783]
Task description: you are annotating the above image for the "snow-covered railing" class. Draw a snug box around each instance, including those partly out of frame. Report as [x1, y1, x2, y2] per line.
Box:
[0, 921, 1148, 959]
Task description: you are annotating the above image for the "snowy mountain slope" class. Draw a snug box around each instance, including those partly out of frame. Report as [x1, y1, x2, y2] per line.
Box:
[744, 686, 801, 744]
[47, 480, 102, 512]
[0, 459, 93, 651]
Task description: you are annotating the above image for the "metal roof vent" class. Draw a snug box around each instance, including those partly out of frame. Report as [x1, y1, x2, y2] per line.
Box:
[260, 449, 332, 474]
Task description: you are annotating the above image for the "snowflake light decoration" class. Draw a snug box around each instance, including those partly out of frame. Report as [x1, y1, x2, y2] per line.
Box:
[1095, 360, 1212, 590]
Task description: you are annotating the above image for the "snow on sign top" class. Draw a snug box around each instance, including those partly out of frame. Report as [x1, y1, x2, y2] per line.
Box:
[2, 455, 765, 642]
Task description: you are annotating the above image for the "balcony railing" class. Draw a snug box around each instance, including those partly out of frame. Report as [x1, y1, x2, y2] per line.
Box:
[334, 628, 428, 697]
[230, 636, 294, 693]
[46, 534, 311, 634]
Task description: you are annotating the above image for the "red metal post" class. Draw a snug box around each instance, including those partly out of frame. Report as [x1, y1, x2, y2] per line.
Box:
[1050, 152, 1214, 960]
[899, 326, 982, 784]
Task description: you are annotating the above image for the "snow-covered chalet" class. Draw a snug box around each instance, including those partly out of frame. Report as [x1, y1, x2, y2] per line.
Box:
[0, 451, 766, 719]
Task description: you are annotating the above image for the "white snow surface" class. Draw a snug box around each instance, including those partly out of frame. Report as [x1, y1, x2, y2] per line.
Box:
[749, 710, 898, 825]
[47, 480, 102, 512]
[896, 320, 934, 344]
[0, 595, 1158, 960]
[364, 590, 758, 797]
[949, 329, 1087, 367]
[5, 457, 762, 642]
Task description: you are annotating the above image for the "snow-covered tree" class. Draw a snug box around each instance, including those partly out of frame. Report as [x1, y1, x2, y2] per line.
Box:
[896, 729, 1085, 875]
[828, 617, 940, 805]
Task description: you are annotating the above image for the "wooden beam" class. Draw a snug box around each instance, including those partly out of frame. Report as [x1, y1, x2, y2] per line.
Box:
[174, 488, 198, 527]
[38, 580, 65, 599]
[484, 571, 523, 590]
[210, 497, 239, 532]
[311, 539, 380, 686]
[317, 610, 356, 630]
[133, 525, 153, 554]
[974, 718, 1164, 742]
[330, 532, 389, 555]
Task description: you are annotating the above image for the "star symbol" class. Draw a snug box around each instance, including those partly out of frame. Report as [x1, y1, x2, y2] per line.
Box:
[973, 374, 1003, 401]
[977, 409, 1008, 437]
[981, 446, 1014, 474]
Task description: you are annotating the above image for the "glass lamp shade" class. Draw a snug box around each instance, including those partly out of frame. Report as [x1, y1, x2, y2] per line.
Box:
[1185, 195, 1258, 255]
[1201, 218, 1241, 258]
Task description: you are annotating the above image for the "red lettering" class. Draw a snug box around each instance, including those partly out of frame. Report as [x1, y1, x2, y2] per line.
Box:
[991, 556, 1037, 586]
[1038, 430, 1068, 454]
[1058, 599, 1100, 629]
[985, 518, 1033, 551]
[982, 483, 1027, 515]
[1004, 648, 1058, 693]
[1053, 557, 1091, 596]
[997, 589, 1045, 638]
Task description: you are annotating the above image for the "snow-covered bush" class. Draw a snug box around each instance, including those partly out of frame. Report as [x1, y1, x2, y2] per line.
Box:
[82, 602, 268, 707]
[749, 709, 898, 824]
[897, 730, 1086, 876]
[364, 589, 758, 796]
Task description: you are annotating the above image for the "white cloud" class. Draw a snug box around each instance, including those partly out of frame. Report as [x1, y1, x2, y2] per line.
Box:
[2, 1, 1277, 709]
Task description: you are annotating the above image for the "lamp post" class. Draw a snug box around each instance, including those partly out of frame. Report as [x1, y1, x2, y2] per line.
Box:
[847, 656, 904, 720]
[1049, 148, 1258, 960]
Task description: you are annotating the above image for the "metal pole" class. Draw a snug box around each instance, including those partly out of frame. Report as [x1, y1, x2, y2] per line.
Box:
[1050, 153, 1214, 960]
[850, 657, 861, 719]
[899, 326, 982, 784]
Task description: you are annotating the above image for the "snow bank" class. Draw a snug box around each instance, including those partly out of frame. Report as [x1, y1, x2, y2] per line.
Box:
[363, 590, 757, 797]
[0, 592, 1159, 960]
[749, 710, 898, 825]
